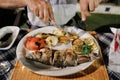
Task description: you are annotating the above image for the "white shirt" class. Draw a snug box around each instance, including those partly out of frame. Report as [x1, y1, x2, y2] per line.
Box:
[27, 0, 77, 26]
[48, 0, 77, 4]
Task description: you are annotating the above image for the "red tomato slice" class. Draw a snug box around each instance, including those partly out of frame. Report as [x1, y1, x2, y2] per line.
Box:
[25, 36, 46, 50]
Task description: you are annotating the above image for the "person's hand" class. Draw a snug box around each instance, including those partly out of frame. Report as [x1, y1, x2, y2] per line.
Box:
[25, 0, 55, 24]
[79, 0, 108, 21]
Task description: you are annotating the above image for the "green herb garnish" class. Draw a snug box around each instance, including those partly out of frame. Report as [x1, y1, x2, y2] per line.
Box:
[81, 42, 91, 55]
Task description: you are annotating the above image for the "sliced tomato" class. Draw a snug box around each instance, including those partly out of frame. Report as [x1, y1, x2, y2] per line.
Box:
[25, 36, 46, 50]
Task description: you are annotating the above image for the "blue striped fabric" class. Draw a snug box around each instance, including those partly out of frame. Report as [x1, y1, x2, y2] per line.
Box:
[0, 29, 28, 80]
[97, 33, 120, 80]
[0, 28, 120, 80]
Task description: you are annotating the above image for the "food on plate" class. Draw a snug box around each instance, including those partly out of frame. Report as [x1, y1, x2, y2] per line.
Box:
[35, 33, 53, 39]
[72, 39, 83, 45]
[65, 33, 79, 41]
[82, 37, 98, 52]
[26, 47, 98, 68]
[0, 28, 13, 47]
[58, 36, 69, 44]
[45, 36, 58, 46]
[24, 29, 99, 68]
[53, 28, 65, 36]
[25, 36, 46, 50]
[72, 37, 97, 55]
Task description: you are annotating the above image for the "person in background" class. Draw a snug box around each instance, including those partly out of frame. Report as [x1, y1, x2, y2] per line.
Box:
[0, 0, 108, 26]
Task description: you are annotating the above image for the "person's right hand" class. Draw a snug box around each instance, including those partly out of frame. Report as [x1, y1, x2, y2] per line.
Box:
[25, 0, 55, 24]
[79, 0, 108, 21]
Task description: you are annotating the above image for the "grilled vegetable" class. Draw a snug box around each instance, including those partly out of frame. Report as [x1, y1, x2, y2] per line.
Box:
[25, 36, 46, 50]
[45, 36, 58, 46]
[81, 42, 91, 55]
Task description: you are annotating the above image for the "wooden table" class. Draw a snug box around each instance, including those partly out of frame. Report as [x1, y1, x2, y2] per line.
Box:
[10, 58, 109, 80]
[10, 31, 109, 80]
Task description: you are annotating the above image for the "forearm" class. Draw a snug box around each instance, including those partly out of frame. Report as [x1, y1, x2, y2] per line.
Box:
[0, 0, 27, 9]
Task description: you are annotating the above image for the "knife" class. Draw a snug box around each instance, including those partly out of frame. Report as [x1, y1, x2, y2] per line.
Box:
[75, 20, 87, 31]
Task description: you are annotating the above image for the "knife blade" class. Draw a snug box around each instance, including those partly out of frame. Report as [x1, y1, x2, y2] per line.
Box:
[75, 20, 87, 31]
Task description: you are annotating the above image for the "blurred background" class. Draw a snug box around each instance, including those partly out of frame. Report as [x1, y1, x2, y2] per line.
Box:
[0, 0, 120, 31]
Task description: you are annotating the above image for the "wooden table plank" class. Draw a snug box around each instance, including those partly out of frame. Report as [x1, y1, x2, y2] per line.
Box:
[10, 57, 109, 80]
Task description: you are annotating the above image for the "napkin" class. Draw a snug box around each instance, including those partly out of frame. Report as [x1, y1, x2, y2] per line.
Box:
[108, 27, 120, 73]
[27, 4, 77, 27]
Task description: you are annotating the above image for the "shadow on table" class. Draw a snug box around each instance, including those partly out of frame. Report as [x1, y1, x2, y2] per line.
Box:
[95, 24, 120, 33]
[0, 75, 6, 80]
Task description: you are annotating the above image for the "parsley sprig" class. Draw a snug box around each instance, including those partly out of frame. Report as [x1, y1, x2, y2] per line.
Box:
[81, 42, 91, 55]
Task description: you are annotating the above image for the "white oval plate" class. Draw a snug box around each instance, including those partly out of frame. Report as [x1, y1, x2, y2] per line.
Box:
[0, 26, 20, 50]
[16, 26, 99, 76]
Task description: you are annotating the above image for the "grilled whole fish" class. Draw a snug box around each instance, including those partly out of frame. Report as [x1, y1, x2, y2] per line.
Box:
[25, 47, 98, 68]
